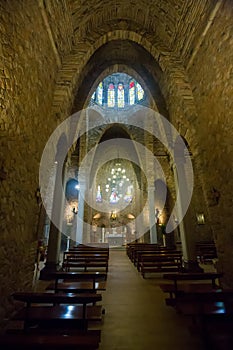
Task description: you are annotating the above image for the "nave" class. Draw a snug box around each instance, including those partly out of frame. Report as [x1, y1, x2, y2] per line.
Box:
[32, 249, 205, 350]
[96, 249, 204, 350]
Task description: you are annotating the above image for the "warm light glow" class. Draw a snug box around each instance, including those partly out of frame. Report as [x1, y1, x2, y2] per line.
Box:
[127, 213, 135, 219]
[93, 213, 101, 219]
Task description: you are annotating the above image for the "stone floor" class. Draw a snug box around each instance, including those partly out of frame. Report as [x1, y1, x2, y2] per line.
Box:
[94, 249, 205, 350]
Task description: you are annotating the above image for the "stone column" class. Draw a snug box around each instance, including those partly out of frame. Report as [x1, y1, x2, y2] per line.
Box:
[40, 160, 64, 279]
[148, 186, 157, 244]
[76, 181, 85, 244]
[135, 186, 143, 242]
[84, 188, 92, 244]
[172, 161, 203, 272]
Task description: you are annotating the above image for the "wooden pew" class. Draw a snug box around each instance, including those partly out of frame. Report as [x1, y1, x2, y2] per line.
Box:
[46, 271, 107, 294]
[163, 272, 223, 290]
[68, 245, 109, 258]
[161, 272, 223, 306]
[62, 251, 109, 273]
[62, 259, 108, 273]
[12, 292, 102, 331]
[173, 289, 233, 349]
[140, 254, 183, 278]
[136, 250, 182, 271]
[160, 282, 221, 303]
[195, 240, 217, 264]
[63, 251, 109, 262]
[133, 247, 180, 267]
[0, 331, 101, 349]
[126, 243, 160, 262]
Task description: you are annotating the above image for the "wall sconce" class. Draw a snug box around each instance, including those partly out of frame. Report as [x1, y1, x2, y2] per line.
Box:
[196, 213, 205, 225]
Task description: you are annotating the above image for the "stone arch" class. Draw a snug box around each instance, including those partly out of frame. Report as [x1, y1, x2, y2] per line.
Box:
[88, 123, 142, 189]
[52, 29, 199, 155]
[52, 29, 172, 112]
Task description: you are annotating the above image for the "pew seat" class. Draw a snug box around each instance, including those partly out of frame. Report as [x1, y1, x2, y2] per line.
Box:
[0, 331, 101, 349]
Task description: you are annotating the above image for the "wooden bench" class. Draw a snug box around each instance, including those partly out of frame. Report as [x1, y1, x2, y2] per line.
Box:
[161, 272, 223, 306]
[62, 259, 108, 273]
[63, 251, 109, 262]
[12, 292, 103, 331]
[68, 246, 109, 257]
[140, 254, 183, 278]
[46, 271, 107, 293]
[136, 250, 182, 271]
[160, 283, 222, 306]
[134, 248, 181, 267]
[46, 281, 106, 294]
[195, 240, 217, 264]
[126, 243, 160, 262]
[163, 272, 223, 290]
[0, 331, 101, 349]
[175, 289, 233, 348]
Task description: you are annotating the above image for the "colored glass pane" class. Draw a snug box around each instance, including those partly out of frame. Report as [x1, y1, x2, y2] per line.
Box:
[107, 83, 115, 107]
[97, 82, 103, 105]
[137, 82, 144, 100]
[129, 81, 135, 105]
[96, 185, 102, 202]
[118, 83, 125, 108]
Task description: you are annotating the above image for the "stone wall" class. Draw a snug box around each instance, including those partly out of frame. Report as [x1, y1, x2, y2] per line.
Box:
[186, 0, 233, 286]
[0, 0, 62, 321]
[1, 0, 233, 325]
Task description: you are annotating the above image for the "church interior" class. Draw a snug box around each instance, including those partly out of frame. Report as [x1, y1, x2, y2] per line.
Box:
[0, 0, 233, 348]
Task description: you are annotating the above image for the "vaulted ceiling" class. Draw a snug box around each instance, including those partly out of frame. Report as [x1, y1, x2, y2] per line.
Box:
[67, 0, 216, 62]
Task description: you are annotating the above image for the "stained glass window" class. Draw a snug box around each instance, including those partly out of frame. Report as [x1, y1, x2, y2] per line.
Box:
[96, 185, 102, 202]
[118, 83, 125, 108]
[136, 82, 144, 101]
[129, 81, 135, 105]
[89, 74, 145, 108]
[107, 83, 115, 107]
[97, 82, 103, 105]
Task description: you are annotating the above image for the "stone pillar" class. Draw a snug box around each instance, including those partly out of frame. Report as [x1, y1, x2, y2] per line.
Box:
[76, 182, 85, 244]
[135, 186, 143, 242]
[148, 186, 157, 244]
[84, 188, 92, 244]
[172, 162, 203, 272]
[40, 160, 64, 279]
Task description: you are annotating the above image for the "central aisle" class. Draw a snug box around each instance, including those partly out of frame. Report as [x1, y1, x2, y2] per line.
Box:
[98, 249, 204, 350]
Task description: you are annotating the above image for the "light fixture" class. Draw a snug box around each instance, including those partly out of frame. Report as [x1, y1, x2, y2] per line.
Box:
[127, 213, 135, 219]
[93, 213, 101, 219]
[110, 211, 117, 220]
[196, 213, 205, 225]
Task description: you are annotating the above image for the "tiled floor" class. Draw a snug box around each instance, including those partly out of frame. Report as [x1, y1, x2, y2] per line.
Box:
[96, 249, 205, 350]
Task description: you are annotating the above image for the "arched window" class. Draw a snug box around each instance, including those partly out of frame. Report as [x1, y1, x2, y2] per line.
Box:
[117, 83, 125, 108]
[136, 82, 144, 101]
[97, 82, 103, 105]
[129, 81, 135, 105]
[107, 83, 115, 107]
[89, 74, 145, 108]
